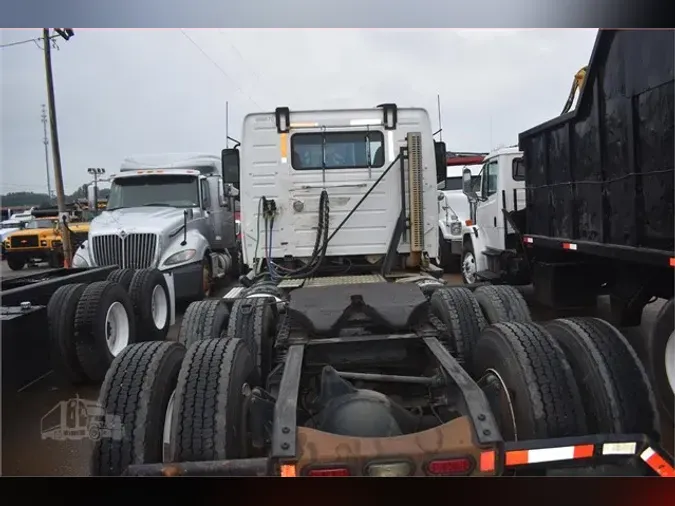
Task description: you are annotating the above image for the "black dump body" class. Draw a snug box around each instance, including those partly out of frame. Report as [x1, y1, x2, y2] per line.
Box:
[519, 30, 674, 255]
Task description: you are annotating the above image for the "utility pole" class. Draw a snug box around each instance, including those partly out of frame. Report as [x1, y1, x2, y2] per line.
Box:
[43, 28, 74, 266]
[40, 104, 53, 202]
[225, 101, 229, 148]
[87, 168, 105, 215]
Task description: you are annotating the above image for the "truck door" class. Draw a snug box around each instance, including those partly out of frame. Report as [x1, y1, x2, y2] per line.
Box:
[199, 178, 216, 246]
[208, 177, 231, 250]
[475, 158, 504, 250]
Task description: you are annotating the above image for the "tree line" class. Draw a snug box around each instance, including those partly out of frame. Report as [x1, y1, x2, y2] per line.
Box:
[1, 184, 111, 208]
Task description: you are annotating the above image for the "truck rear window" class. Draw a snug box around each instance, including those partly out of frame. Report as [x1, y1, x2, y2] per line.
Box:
[291, 131, 385, 170]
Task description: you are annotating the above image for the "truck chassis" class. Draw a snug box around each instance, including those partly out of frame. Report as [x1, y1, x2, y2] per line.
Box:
[90, 276, 674, 478]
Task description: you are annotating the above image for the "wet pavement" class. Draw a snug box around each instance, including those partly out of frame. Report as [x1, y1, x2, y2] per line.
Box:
[1, 271, 671, 475]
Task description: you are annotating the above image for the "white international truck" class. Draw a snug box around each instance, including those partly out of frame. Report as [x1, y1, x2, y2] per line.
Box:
[71, 153, 239, 302]
[437, 155, 484, 272]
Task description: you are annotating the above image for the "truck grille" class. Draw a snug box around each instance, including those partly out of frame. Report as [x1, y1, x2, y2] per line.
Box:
[91, 233, 158, 269]
[10, 235, 39, 248]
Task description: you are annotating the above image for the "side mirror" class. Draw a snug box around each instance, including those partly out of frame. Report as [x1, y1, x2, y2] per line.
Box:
[462, 168, 479, 202]
[437, 191, 445, 202]
[433, 141, 446, 184]
[221, 148, 240, 191]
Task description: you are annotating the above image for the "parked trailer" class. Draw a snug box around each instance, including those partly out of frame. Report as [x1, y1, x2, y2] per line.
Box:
[88, 105, 673, 477]
[459, 30, 675, 428]
[1, 266, 177, 397]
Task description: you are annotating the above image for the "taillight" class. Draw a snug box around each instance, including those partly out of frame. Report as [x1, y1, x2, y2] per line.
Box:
[306, 467, 351, 477]
[426, 457, 473, 476]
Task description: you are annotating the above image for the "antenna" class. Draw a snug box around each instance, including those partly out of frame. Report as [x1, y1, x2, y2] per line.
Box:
[41, 104, 53, 201]
[436, 94, 443, 142]
[225, 101, 229, 149]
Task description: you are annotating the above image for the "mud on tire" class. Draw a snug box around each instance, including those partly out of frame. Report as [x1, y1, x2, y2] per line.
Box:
[430, 287, 487, 369]
[47, 283, 89, 384]
[74, 281, 137, 382]
[169, 338, 259, 462]
[545, 317, 660, 439]
[473, 321, 587, 441]
[474, 285, 532, 324]
[128, 268, 171, 342]
[91, 341, 186, 476]
[177, 299, 230, 348]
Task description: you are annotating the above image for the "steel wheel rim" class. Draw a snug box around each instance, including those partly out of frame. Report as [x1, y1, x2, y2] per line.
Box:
[666, 330, 675, 395]
[105, 301, 130, 356]
[151, 285, 168, 329]
[463, 251, 477, 284]
[163, 389, 177, 462]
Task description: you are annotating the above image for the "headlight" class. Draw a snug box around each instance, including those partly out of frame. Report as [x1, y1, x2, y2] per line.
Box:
[164, 249, 197, 266]
[450, 222, 462, 235]
[71, 254, 88, 268]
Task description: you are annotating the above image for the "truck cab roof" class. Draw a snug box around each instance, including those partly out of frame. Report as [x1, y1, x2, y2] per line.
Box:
[120, 153, 220, 175]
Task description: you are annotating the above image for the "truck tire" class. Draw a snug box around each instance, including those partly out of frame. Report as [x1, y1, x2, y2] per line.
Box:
[473, 322, 587, 441]
[226, 296, 277, 379]
[460, 241, 477, 285]
[177, 299, 230, 348]
[6, 256, 25, 271]
[474, 285, 532, 324]
[646, 299, 674, 426]
[74, 281, 137, 382]
[90, 341, 186, 476]
[107, 268, 136, 291]
[169, 338, 258, 462]
[128, 269, 170, 342]
[545, 317, 660, 439]
[47, 251, 63, 269]
[430, 287, 487, 370]
[47, 283, 89, 384]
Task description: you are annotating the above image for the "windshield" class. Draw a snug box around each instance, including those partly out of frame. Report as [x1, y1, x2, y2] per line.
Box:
[25, 219, 56, 229]
[107, 175, 199, 210]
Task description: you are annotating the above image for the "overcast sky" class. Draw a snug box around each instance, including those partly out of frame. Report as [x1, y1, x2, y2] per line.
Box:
[1, 28, 598, 195]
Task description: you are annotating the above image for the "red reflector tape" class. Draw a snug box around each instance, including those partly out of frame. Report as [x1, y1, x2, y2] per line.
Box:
[523, 237, 534, 244]
[562, 242, 577, 250]
[479, 450, 495, 472]
[506, 445, 594, 466]
[640, 448, 675, 477]
[670, 257, 675, 267]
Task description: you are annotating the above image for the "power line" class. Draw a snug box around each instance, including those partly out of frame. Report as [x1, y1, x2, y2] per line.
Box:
[0, 33, 59, 49]
[218, 30, 271, 94]
[179, 29, 262, 110]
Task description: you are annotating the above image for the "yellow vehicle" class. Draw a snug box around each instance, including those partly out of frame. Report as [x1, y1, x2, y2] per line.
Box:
[3, 217, 90, 270]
